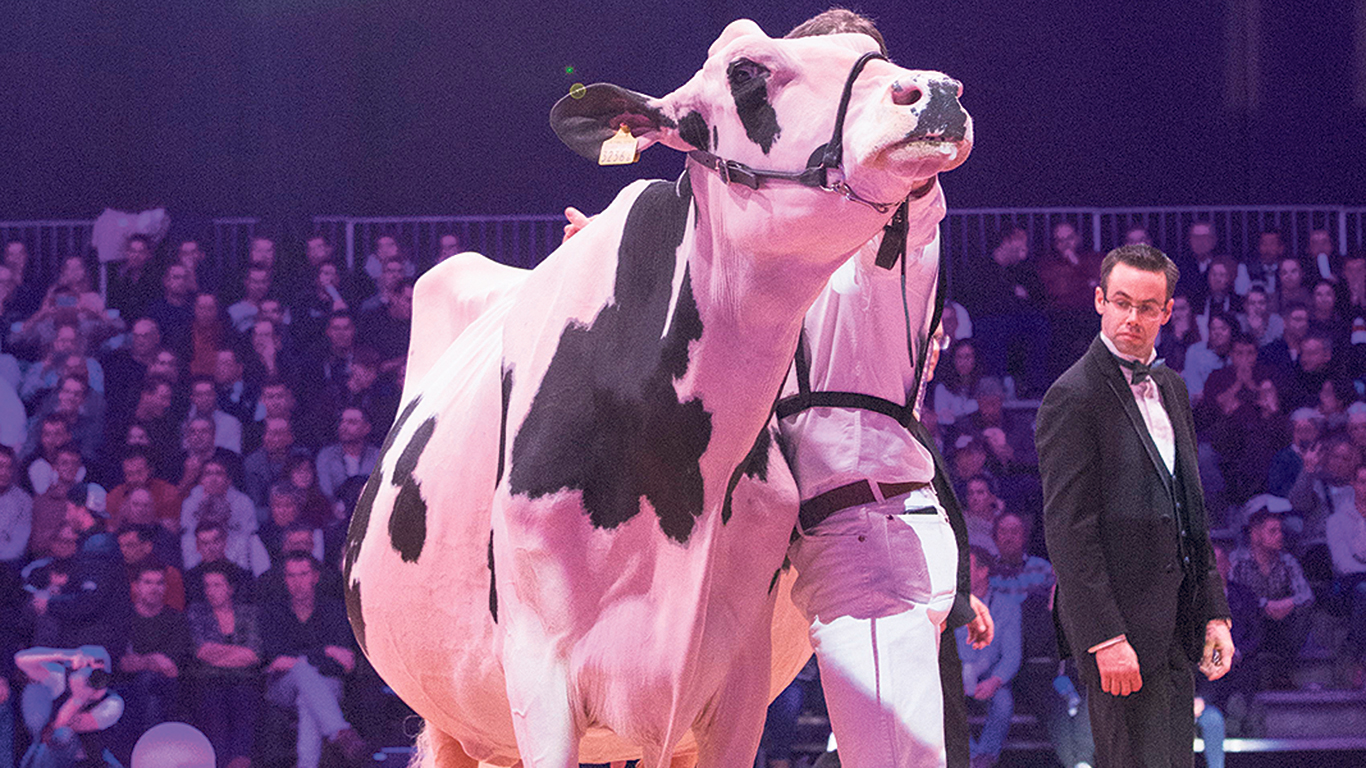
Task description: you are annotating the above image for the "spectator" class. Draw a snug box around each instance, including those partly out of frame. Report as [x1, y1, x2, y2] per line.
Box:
[27, 373, 103, 461]
[188, 293, 230, 378]
[947, 377, 1035, 474]
[0, 560, 28, 767]
[285, 454, 337, 531]
[1283, 331, 1338, 411]
[117, 562, 191, 736]
[1325, 465, 1366, 687]
[100, 317, 161, 425]
[103, 448, 178, 532]
[334, 346, 400, 436]
[116, 377, 180, 472]
[1195, 256, 1241, 337]
[227, 266, 273, 334]
[260, 553, 366, 768]
[1260, 301, 1310, 377]
[255, 525, 345, 607]
[359, 253, 407, 315]
[1, 240, 42, 323]
[1289, 436, 1361, 559]
[213, 346, 258, 427]
[247, 318, 297, 387]
[16, 256, 122, 358]
[1350, 402, 1366, 454]
[961, 474, 1003, 555]
[1155, 293, 1201, 373]
[1306, 228, 1338, 282]
[1235, 229, 1286, 297]
[258, 487, 326, 567]
[246, 237, 276, 273]
[1343, 254, 1365, 346]
[107, 234, 159, 320]
[933, 339, 982, 427]
[956, 546, 1020, 768]
[244, 416, 308, 510]
[1183, 311, 1237, 403]
[1174, 220, 1223, 307]
[178, 452, 269, 575]
[116, 524, 185, 609]
[186, 561, 263, 768]
[363, 234, 414, 285]
[316, 406, 378, 502]
[436, 233, 462, 264]
[28, 443, 86, 558]
[1316, 378, 1355, 433]
[1277, 257, 1310, 310]
[14, 646, 124, 768]
[110, 491, 180, 569]
[0, 445, 33, 564]
[307, 312, 356, 393]
[247, 378, 299, 453]
[294, 262, 351, 345]
[144, 262, 196, 359]
[1207, 372, 1291, 510]
[22, 416, 79, 495]
[359, 279, 413, 367]
[184, 375, 242, 455]
[988, 512, 1054, 607]
[1229, 510, 1315, 689]
[1238, 286, 1283, 347]
[32, 484, 129, 657]
[174, 238, 212, 294]
[173, 415, 223, 503]
[0, 362, 23, 451]
[1123, 224, 1151, 245]
[1309, 279, 1347, 346]
[19, 323, 105, 407]
[182, 523, 255, 606]
[1267, 407, 1324, 498]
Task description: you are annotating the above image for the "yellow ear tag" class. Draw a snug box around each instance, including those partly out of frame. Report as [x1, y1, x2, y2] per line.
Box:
[598, 124, 639, 166]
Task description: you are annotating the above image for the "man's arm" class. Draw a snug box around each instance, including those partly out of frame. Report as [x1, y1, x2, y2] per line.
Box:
[1036, 379, 1127, 650]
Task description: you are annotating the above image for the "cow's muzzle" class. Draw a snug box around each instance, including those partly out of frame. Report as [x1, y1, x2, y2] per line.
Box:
[898, 77, 968, 143]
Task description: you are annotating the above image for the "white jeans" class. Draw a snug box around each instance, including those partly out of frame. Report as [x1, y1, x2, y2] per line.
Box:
[790, 486, 959, 768]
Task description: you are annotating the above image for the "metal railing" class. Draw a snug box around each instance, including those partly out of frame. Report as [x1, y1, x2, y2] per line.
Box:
[6, 207, 1363, 293]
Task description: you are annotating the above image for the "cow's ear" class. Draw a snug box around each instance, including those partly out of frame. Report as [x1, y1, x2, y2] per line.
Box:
[550, 84, 683, 162]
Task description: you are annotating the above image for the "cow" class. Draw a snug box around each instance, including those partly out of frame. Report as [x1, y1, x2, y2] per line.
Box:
[345, 18, 971, 768]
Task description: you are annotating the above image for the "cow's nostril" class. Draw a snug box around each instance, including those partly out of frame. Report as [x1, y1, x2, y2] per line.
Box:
[891, 81, 923, 107]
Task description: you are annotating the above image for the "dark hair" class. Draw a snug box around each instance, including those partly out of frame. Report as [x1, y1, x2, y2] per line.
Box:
[283, 551, 321, 572]
[937, 338, 980, 396]
[1206, 310, 1239, 336]
[785, 8, 888, 56]
[967, 545, 996, 568]
[1282, 300, 1310, 317]
[991, 510, 1028, 539]
[194, 521, 226, 537]
[116, 523, 157, 544]
[86, 668, 112, 690]
[55, 441, 83, 461]
[0, 445, 14, 463]
[967, 473, 998, 496]
[196, 560, 239, 594]
[1100, 244, 1180, 300]
[130, 561, 166, 581]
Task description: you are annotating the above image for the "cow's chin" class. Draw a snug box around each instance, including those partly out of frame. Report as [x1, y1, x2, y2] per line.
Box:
[878, 138, 972, 178]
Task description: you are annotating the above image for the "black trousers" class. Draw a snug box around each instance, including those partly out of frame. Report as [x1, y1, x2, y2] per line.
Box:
[1085, 637, 1195, 768]
[940, 626, 969, 768]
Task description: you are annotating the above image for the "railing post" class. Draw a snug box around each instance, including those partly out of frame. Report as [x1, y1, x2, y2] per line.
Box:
[1092, 209, 1103, 253]
[1339, 207, 1349, 257]
[345, 220, 356, 272]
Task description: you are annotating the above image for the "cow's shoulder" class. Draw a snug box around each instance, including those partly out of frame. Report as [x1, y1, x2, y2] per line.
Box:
[407, 253, 529, 386]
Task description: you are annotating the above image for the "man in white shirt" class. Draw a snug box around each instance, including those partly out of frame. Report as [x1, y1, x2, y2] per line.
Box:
[0, 445, 33, 564]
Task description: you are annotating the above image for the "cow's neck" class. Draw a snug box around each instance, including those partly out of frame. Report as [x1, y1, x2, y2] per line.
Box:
[677, 176, 866, 466]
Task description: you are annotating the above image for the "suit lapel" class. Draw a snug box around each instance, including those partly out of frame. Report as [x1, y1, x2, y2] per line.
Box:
[1087, 336, 1175, 500]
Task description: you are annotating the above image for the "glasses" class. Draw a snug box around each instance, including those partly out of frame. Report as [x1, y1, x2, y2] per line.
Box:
[1104, 295, 1165, 320]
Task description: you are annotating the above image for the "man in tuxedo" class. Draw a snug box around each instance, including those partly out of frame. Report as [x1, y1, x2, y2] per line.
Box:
[1036, 244, 1234, 766]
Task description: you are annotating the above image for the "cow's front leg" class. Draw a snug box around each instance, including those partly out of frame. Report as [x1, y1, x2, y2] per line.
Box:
[690, 608, 774, 768]
[503, 629, 581, 768]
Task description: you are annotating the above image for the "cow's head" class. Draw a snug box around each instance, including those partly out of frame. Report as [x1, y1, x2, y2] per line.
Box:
[552, 19, 972, 256]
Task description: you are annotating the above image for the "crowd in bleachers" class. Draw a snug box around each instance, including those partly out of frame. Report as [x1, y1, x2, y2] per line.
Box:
[0, 231, 433, 768]
[906, 222, 1365, 768]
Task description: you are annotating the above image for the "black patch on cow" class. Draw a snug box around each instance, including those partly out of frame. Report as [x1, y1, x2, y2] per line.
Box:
[727, 58, 780, 154]
[388, 416, 437, 562]
[496, 367, 513, 488]
[768, 555, 792, 595]
[345, 580, 368, 655]
[907, 80, 968, 142]
[342, 395, 424, 655]
[678, 110, 709, 152]
[719, 426, 773, 524]
[508, 180, 713, 544]
[487, 530, 498, 623]
[711, 125, 718, 149]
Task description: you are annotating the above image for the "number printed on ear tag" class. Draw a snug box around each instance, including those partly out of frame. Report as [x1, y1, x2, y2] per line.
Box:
[599, 124, 639, 166]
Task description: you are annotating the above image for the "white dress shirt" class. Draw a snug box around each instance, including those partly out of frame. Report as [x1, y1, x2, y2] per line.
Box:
[778, 185, 947, 500]
[1099, 332, 1175, 475]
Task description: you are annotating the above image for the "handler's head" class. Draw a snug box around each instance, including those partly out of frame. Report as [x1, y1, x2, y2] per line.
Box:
[1096, 244, 1179, 359]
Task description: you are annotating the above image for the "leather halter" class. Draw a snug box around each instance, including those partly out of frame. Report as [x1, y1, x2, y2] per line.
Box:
[686, 51, 903, 214]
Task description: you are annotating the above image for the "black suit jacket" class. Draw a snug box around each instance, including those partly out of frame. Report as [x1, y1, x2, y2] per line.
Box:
[1036, 335, 1230, 687]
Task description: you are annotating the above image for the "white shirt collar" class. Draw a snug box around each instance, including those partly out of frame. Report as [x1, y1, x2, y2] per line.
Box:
[1099, 331, 1157, 367]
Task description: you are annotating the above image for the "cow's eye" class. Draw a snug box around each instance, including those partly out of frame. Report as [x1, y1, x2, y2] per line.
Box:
[726, 59, 769, 86]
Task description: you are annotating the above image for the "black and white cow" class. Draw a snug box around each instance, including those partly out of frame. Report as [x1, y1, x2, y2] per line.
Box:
[345, 19, 971, 768]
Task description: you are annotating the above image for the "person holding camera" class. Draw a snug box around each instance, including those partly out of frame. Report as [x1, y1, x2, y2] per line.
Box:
[14, 645, 124, 768]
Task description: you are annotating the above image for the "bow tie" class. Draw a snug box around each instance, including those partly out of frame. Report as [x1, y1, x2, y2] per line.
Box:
[1117, 356, 1164, 385]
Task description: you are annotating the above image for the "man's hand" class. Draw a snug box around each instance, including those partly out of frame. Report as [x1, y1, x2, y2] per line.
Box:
[0, 677, 8, 705]
[965, 593, 995, 649]
[973, 676, 1003, 701]
[324, 645, 356, 674]
[266, 656, 297, 674]
[149, 653, 178, 678]
[1200, 619, 1235, 681]
[1264, 598, 1294, 622]
[562, 207, 593, 243]
[1095, 638, 1143, 696]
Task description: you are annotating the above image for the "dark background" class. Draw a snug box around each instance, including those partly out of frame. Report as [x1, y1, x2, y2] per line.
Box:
[2, 0, 1360, 223]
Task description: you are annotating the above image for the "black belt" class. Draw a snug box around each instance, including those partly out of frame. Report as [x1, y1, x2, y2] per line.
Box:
[799, 479, 933, 531]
